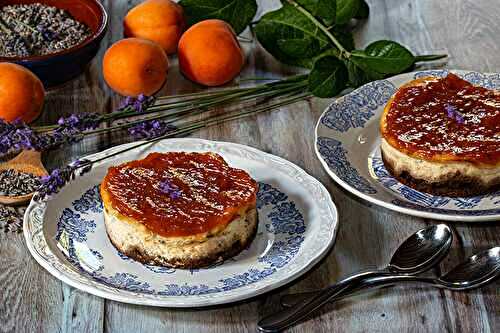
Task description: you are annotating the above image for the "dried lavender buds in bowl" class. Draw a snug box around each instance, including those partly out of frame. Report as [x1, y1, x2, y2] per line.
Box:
[0, 3, 91, 57]
[0, 169, 41, 197]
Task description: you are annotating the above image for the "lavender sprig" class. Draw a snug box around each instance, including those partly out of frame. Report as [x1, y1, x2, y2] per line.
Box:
[0, 119, 44, 153]
[33, 93, 308, 202]
[34, 159, 92, 200]
[57, 113, 100, 131]
[0, 113, 101, 154]
[128, 120, 176, 140]
[445, 104, 465, 124]
[119, 94, 156, 113]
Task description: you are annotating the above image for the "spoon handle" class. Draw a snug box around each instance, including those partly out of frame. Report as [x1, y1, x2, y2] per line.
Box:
[257, 270, 384, 332]
[280, 275, 438, 308]
[280, 284, 394, 308]
[258, 274, 437, 332]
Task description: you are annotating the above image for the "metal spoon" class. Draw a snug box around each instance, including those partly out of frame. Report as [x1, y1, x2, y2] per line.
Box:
[262, 247, 500, 333]
[344, 246, 500, 291]
[257, 224, 453, 332]
[280, 223, 453, 308]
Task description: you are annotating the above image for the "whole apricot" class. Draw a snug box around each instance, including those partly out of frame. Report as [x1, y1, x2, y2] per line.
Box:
[124, 0, 185, 54]
[102, 38, 169, 97]
[0, 63, 44, 123]
[178, 19, 244, 86]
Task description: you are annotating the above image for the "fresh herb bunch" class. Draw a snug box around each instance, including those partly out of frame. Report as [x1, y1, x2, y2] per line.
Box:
[181, 0, 445, 97]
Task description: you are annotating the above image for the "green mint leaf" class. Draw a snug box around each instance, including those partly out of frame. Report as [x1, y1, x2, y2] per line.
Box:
[179, 0, 257, 34]
[296, 0, 337, 26]
[354, 0, 369, 19]
[308, 55, 348, 97]
[277, 38, 321, 58]
[346, 59, 384, 87]
[255, 3, 331, 67]
[350, 40, 415, 74]
[336, 0, 360, 25]
[330, 25, 354, 51]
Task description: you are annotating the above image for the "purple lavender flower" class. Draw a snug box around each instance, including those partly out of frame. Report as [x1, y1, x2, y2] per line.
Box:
[50, 113, 101, 144]
[118, 95, 156, 113]
[0, 119, 43, 153]
[444, 104, 465, 124]
[158, 180, 182, 199]
[57, 113, 100, 131]
[35, 159, 92, 201]
[119, 96, 134, 110]
[0, 114, 100, 155]
[128, 120, 176, 139]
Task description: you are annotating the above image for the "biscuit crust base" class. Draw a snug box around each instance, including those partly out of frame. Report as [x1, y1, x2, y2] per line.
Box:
[381, 151, 500, 197]
[106, 210, 258, 269]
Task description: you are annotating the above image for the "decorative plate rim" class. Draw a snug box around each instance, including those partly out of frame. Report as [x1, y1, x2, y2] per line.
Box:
[24, 138, 339, 307]
[314, 69, 500, 222]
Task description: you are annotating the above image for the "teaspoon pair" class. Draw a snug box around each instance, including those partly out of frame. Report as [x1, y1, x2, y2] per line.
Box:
[258, 224, 500, 332]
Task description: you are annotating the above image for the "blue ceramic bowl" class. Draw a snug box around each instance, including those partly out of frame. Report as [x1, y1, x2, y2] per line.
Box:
[0, 0, 108, 88]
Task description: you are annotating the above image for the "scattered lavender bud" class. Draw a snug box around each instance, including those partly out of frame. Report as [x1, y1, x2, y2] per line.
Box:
[0, 204, 25, 233]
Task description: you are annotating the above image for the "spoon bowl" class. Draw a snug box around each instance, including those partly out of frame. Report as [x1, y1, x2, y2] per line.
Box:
[259, 243, 499, 333]
[280, 224, 452, 308]
[389, 224, 453, 272]
[0, 150, 47, 205]
[439, 246, 500, 289]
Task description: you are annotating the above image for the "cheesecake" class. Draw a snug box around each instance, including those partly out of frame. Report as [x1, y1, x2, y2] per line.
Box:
[380, 73, 500, 197]
[100, 152, 258, 268]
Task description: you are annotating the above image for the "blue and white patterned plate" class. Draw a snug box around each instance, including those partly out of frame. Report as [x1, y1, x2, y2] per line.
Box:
[315, 70, 500, 222]
[24, 138, 338, 307]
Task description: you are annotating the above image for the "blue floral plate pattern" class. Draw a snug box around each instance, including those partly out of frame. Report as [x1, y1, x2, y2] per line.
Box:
[24, 139, 338, 307]
[315, 70, 500, 222]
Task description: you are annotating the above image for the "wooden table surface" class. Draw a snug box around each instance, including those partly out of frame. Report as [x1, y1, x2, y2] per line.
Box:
[1, 0, 499, 332]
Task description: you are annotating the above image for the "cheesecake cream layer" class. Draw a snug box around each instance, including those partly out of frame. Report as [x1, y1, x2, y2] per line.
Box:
[380, 138, 500, 186]
[103, 200, 258, 268]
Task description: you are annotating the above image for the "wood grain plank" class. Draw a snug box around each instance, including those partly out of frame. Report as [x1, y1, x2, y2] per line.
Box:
[0, 234, 63, 333]
[60, 287, 104, 333]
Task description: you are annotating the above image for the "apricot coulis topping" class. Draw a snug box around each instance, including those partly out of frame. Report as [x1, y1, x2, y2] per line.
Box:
[382, 73, 500, 165]
[102, 152, 258, 237]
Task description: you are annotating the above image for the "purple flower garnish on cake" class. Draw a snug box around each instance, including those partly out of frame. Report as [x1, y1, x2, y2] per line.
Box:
[158, 180, 182, 199]
[445, 104, 465, 124]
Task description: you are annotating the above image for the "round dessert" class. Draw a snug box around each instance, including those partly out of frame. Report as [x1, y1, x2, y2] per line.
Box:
[380, 73, 500, 197]
[100, 152, 258, 268]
